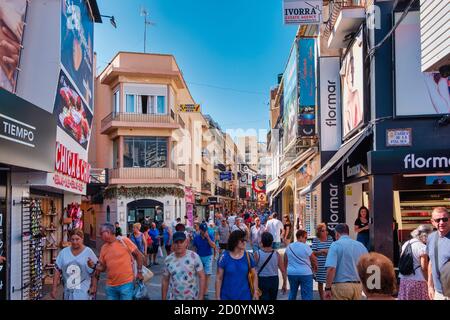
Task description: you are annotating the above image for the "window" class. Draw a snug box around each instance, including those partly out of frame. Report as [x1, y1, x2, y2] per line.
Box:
[123, 137, 168, 168]
[113, 139, 119, 168]
[106, 206, 111, 222]
[126, 94, 135, 113]
[113, 91, 120, 113]
[157, 96, 165, 114]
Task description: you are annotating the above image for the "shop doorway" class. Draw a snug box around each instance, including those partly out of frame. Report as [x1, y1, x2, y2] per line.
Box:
[127, 199, 164, 232]
[344, 181, 369, 240]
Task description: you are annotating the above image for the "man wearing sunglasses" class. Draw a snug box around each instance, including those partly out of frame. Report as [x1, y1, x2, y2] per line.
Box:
[427, 207, 450, 300]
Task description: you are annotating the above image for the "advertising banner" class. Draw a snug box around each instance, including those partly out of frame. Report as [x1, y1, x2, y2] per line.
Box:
[320, 57, 341, 151]
[395, 11, 450, 116]
[61, 0, 94, 109]
[0, 0, 28, 93]
[298, 38, 316, 137]
[220, 171, 232, 181]
[252, 176, 266, 193]
[283, 0, 322, 25]
[342, 29, 364, 137]
[283, 42, 298, 146]
[54, 70, 93, 150]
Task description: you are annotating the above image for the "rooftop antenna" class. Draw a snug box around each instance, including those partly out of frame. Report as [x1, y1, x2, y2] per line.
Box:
[140, 6, 156, 53]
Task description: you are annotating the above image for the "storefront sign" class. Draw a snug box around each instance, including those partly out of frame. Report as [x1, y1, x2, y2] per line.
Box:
[178, 104, 201, 113]
[220, 171, 232, 181]
[55, 142, 91, 183]
[298, 38, 316, 137]
[369, 149, 450, 174]
[0, 89, 56, 172]
[386, 128, 412, 147]
[320, 57, 341, 151]
[257, 193, 267, 203]
[207, 197, 218, 204]
[0, 0, 28, 93]
[185, 187, 194, 203]
[61, 0, 94, 109]
[283, 0, 322, 25]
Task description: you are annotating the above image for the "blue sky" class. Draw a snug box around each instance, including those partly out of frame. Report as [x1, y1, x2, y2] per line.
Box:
[94, 0, 297, 139]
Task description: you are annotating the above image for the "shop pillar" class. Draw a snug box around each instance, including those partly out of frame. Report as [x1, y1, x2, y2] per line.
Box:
[369, 174, 393, 260]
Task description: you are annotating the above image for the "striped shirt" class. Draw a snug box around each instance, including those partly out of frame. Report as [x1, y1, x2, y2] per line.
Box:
[311, 236, 334, 283]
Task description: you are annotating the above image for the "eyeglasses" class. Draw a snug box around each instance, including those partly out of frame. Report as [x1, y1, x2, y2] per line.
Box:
[433, 217, 449, 223]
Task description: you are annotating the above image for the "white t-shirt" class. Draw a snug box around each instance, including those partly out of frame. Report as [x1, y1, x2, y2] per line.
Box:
[266, 219, 283, 243]
[55, 246, 98, 300]
[227, 215, 236, 227]
[399, 239, 427, 281]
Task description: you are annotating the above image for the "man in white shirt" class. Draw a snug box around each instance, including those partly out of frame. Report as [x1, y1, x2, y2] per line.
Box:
[231, 218, 249, 240]
[227, 212, 237, 228]
[265, 213, 284, 249]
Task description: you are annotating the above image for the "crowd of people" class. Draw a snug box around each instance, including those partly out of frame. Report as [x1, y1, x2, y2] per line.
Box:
[45, 206, 450, 301]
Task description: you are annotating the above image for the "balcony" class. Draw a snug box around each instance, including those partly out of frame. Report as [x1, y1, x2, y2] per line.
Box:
[109, 167, 184, 185]
[202, 149, 211, 164]
[101, 112, 180, 135]
[215, 186, 235, 199]
[201, 181, 212, 194]
[324, 0, 366, 49]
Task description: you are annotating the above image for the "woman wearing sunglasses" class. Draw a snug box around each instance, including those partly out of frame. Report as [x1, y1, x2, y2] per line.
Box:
[311, 223, 334, 300]
[51, 229, 98, 300]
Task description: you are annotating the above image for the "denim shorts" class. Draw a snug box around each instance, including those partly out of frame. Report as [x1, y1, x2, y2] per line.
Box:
[105, 282, 134, 301]
[200, 255, 213, 275]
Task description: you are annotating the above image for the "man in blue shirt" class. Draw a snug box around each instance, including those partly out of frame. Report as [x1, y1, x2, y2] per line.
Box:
[324, 223, 368, 300]
[427, 207, 450, 300]
[193, 222, 216, 300]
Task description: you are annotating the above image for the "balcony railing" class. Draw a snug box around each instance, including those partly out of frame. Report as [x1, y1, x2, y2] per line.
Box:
[178, 169, 185, 181]
[323, 0, 366, 40]
[109, 167, 184, 181]
[101, 112, 176, 132]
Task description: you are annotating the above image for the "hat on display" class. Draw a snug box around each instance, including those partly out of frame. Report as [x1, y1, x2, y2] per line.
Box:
[173, 231, 186, 242]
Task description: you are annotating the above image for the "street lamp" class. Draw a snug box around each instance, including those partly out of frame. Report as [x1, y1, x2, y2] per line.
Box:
[101, 15, 117, 28]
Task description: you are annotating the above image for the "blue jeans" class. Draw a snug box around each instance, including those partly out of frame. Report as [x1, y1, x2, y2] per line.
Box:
[357, 232, 370, 251]
[288, 275, 313, 300]
[105, 282, 134, 300]
[258, 276, 279, 300]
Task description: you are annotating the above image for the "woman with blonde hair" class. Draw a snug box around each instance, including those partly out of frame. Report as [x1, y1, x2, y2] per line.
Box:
[398, 224, 433, 300]
[311, 223, 334, 300]
[129, 222, 146, 255]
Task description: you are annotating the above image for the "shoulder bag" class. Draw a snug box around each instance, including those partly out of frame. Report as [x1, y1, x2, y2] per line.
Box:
[246, 251, 262, 298]
[257, 249, 275, 276]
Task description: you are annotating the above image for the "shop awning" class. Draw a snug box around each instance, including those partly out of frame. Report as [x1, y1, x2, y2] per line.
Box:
[300, 125, 373, 196]
[271, 178, 287, 199]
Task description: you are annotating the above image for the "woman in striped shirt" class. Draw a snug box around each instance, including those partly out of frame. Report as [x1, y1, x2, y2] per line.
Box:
[311, 223, 334, 300]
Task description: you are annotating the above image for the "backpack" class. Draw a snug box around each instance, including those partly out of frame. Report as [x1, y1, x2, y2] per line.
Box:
[398, 240, 419, 276]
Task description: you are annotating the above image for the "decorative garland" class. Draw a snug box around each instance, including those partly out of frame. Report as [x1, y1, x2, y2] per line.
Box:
[104, 186, 185, 200]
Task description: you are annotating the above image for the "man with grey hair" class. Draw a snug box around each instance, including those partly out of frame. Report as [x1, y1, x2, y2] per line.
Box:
[324, 223, 368, 300]
[90, 223, 144, 300]
[427, 207, 450, 300]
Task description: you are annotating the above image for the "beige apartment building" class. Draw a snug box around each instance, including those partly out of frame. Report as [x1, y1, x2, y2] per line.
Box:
[89, 52, 208, 233]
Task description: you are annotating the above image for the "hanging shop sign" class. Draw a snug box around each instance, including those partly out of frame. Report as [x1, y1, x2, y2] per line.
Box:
[54, 70, 93, 150]
[369, 149, 450, 174]
[185, 187, 194, 203]
[207, 196, 218, 204]
[220, 171, 232, 181]
[298, 38, 316, 137]
[283, 0, 323, 25]
[239, 173, 248, 185]
[320, 57, 341, 151]
[386, 128, 412, 147]
[61, 0, 95, 109]
[252, 176, 266, 193]
[0, 89, 56, 172]
[178, 104, 201, 113]
[0, 0, 28, 93]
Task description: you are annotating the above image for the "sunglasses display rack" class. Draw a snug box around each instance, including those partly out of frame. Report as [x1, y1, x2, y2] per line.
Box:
[21, 198, 44, 300]
[44, 200, 58, 284]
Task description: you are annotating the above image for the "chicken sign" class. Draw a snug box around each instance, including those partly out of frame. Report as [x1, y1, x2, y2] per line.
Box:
[54, 71, 93, 149]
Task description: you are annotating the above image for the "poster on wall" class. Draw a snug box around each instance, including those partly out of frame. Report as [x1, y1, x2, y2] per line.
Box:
[341, 29, 364, 137]
[283, 42, 298, 146]
[61, 0, 94, 109]
[54, 70, 93, 149]
[395, 11, 450, 116]
[298, 38, 316, 137]
[0, 0, 28, 93]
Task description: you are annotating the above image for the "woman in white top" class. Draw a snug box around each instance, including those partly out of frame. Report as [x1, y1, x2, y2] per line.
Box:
[398, 224, 433, 300]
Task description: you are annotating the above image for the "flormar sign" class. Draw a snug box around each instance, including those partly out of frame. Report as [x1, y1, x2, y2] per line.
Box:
[55, 141, 91, 183]
[283, 0, 322, 25]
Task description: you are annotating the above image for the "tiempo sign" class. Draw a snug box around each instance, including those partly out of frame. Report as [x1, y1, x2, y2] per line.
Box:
[283, 0, 322, 25]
